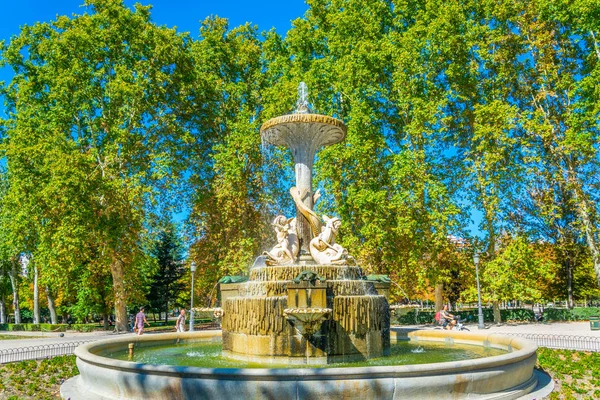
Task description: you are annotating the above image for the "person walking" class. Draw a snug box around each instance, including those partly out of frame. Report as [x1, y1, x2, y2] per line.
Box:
[135, 307, 149, 335]
[175, 309, 186, 333]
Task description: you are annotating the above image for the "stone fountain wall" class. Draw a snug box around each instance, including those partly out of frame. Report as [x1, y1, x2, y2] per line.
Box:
[221, 264, 390, 363]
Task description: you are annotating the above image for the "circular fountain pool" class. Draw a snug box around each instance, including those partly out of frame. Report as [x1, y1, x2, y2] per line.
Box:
[107, 337, 506, 368]
[61, 329, 544, 400]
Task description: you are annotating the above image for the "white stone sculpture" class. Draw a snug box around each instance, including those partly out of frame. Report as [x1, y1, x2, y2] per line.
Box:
[264, 216, 299, 265]
[309, 215, 352, 265]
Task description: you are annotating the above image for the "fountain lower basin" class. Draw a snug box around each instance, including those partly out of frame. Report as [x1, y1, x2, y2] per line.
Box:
[61, 329, 542, 400]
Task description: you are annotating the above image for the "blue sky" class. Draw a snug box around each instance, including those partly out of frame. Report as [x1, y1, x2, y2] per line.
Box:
[0, 0, 308, 39]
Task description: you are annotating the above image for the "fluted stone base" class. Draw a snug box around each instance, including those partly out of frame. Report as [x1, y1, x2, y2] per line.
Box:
[221, 263, 390, 363]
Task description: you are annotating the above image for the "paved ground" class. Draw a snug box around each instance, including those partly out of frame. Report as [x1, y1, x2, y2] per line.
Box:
[0, 329, 148, 351]
[400, 321, 600, 336]
[0, 321, 598, 356]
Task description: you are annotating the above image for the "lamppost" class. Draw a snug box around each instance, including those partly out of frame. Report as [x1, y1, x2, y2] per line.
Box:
[189, 261, 197, 332]
[474, 253, 485, 329]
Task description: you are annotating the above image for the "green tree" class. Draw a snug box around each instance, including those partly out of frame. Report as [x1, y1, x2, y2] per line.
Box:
[0, 169, 11, 323]
[260, 0, 467, 306]
[148, 226, 185, 324]
[512, 176, 593, 307]
[67, 260, 114, 326]
[514, 0, 600, 287]
[187, 17, 268, 300]
[481, 236, 558, 306]
[0, 0, 196, 331]
[0, 269, 9, 323]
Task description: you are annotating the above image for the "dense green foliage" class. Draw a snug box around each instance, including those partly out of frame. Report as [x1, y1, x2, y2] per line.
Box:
[544, 307, 600, 322]
[147, 226, 186, 323]
[0, 0, 196, 330]
[480, 237, 558, 305]
[0, 0, 599, 322]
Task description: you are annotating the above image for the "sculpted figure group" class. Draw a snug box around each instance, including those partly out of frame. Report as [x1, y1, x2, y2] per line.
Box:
[263, 187, 354, 266]
[309, 215, 350, 265]
[264, 216, 299, 265]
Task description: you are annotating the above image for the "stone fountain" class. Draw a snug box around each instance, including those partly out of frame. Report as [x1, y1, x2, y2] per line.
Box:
[61, 83, 548, 400]
[221, 82, 390, 363]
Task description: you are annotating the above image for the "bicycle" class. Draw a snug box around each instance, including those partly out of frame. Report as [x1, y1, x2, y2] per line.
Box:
[434, 316, 470, 331]
[453, 316, 470, 331]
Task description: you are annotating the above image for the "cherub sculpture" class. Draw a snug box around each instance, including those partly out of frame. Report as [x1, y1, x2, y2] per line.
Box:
[264, 215, 299, 265]
[309, 215, 353, 265]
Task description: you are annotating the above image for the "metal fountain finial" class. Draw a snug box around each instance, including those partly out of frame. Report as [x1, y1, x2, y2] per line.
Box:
[295, 82, 311, 114]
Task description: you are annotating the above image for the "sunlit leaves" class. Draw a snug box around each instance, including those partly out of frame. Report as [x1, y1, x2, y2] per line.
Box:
[0, 0, 196, 329]
[482, 236, 558, 303]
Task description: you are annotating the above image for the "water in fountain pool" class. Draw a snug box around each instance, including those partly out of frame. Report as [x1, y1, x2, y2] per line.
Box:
[107, 339, 507, 369]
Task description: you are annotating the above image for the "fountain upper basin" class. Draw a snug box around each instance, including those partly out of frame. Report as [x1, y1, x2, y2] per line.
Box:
[260, 113, 347, 148]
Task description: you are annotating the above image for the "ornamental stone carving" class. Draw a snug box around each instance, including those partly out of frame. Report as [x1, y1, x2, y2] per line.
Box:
[309, 215, 353, 265]
[263, 215, 299, 265]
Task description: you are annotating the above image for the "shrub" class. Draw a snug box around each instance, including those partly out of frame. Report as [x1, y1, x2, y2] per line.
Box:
[39, 324, 68, 332]
[391, 310, 435, 325]
[391, 306, 600, 325]
[9, 324, 25, 331]
[544, 307, 600, 321]
[71, 324, 99, 332]
[454, 309, 494, 322]
[501, 308, 535, 322]
[571, 307, 600, 320]
[2, 323, 63, 332]
[392, 308, 535, 325]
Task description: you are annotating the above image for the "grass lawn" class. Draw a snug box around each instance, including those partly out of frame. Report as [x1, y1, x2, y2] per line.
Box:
[0, 355, 78, 400]
[0, 335, 45, 340]
[0, 348, 598, 399]
[537, 348, 600, 399]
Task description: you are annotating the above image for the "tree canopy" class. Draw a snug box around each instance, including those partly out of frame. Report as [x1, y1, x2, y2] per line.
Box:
[0, 0, 599, 323]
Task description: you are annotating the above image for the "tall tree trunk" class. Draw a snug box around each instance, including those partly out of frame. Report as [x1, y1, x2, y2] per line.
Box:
[576, 199, 600, 286]
[110, 257, 128, 332]
[103, 312, 109, 331]
[570, 173, 600, 287]
[8, 259, 21, 324]
[566, 257, 574, 309]
[33, 264, 40, 324]
[0, 296, 5, 324]
[493, 301, 501, 324]
[164, 283, 169, 325]
[46, 287, 58, 324]
[434, 284, 443, 311]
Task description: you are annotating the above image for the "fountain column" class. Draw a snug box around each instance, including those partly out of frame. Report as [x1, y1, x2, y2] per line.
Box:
[260, 83, 346, 255]
[292, 137, 315, 255]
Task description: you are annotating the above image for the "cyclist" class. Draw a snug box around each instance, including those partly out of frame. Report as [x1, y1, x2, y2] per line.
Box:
[440, 305, 457, 330]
